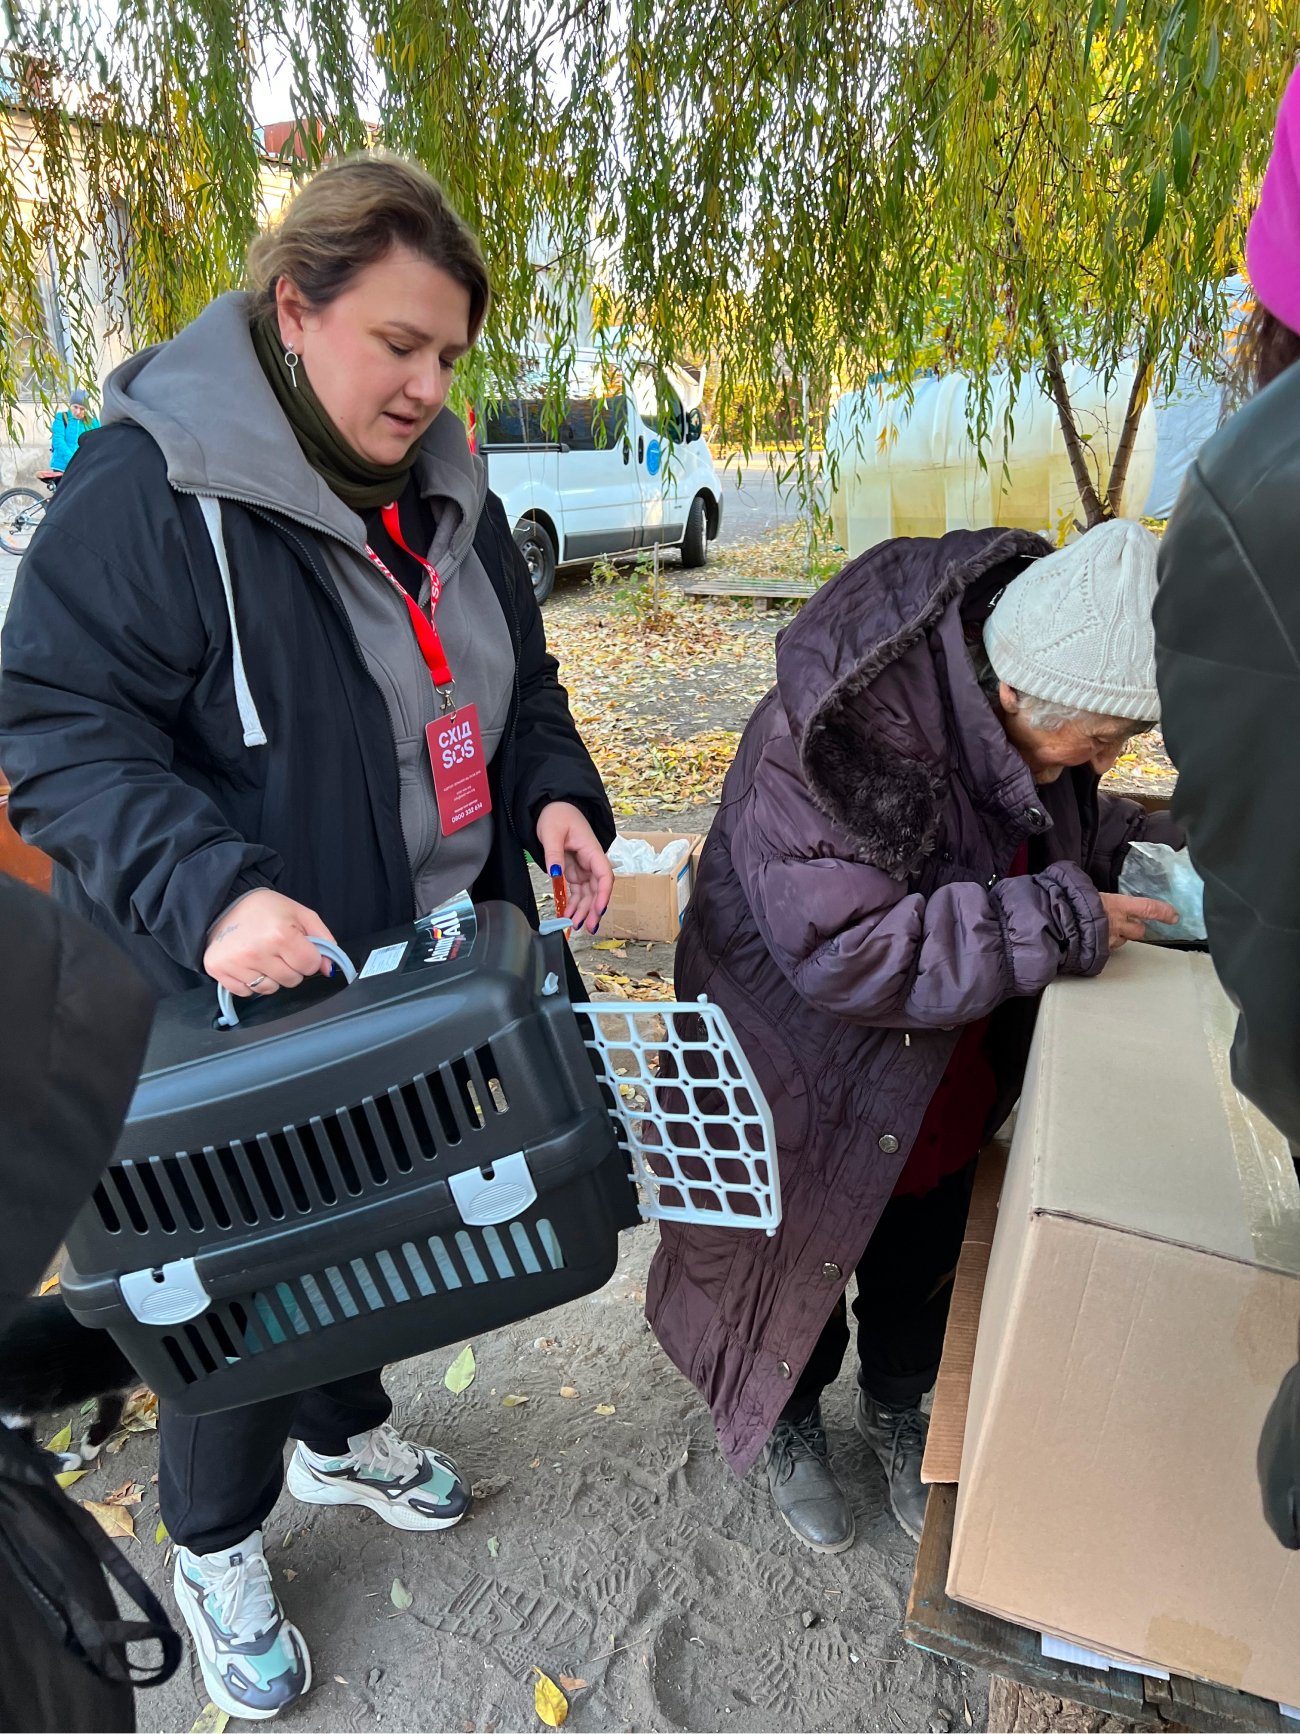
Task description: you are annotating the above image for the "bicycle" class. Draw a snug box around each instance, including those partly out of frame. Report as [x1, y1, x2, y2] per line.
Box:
[0, 470, 60, 557]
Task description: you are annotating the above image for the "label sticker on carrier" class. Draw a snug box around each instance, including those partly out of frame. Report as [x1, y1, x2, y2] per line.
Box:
[359, 941, 409, 979]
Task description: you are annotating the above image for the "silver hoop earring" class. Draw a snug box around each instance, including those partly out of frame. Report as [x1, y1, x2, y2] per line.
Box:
[284, 347, 300, 389]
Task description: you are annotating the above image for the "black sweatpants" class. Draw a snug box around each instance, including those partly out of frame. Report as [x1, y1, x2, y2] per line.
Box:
[158, 1369, 391, 1556]
[784, 1160, 976, 1419]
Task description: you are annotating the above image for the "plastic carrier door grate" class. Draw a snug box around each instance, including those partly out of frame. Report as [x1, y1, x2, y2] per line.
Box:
[577, 999, 781, 1235]
[61, 904, 639, 1414]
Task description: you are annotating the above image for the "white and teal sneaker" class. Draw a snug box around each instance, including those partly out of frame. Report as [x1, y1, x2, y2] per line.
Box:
[172, 1530, 310, 1721]
[285, 1421, 472, 1531]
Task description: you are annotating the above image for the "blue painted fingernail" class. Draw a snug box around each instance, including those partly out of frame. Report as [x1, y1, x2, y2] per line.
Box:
[549, 864, 563, 879]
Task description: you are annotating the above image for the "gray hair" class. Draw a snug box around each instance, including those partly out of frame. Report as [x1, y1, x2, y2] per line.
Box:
[970, 638, 1143, 734]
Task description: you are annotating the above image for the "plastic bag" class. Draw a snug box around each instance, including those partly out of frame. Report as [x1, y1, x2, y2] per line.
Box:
[1117, 842, 1207, 943]
[608, 835, 691, 876]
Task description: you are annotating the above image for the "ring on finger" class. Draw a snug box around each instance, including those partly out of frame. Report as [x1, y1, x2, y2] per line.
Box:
[246, 973, 268, 990]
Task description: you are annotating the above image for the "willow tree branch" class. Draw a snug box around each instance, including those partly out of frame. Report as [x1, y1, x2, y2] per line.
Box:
[1105, 339, 1153, 517]
[1036, 300, 1107, 527]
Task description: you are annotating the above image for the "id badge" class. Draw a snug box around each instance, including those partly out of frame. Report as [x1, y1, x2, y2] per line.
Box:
[427, 702, 492, 835]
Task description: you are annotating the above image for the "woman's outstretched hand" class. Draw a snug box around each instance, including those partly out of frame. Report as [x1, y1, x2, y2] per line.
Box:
[535, 801, 614, 935]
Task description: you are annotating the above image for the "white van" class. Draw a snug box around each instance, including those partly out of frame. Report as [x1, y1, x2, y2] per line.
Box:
[473, 357, 724, 602]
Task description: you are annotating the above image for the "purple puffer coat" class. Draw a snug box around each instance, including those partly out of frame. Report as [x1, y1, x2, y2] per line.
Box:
[647, 526, 1175, 1474]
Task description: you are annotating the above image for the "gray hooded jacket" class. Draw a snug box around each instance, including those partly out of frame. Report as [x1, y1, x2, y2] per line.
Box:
[102, 292, 516, 916]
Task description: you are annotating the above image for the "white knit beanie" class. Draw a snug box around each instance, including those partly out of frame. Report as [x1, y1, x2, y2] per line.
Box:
[982, 519, 1161, 723]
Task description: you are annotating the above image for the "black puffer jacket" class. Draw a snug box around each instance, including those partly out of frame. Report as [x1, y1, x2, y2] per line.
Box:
[0, 424, 612, 994]
[0, 874, 180, 1729]
[1155, 357, 1300, 1548]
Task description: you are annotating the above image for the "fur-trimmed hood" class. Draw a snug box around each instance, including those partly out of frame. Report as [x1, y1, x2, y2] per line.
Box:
[775, 527, 1051, 877]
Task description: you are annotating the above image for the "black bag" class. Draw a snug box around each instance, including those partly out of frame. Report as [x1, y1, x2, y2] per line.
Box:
[0, 1424, 181, 1733]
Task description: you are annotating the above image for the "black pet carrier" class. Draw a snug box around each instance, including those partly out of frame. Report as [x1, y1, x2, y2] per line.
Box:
[60, 901, 643, 1414]
[61, 897, 782, 1417]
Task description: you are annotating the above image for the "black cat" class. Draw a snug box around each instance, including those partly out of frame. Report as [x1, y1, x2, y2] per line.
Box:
[0, 1295, 140, 1470]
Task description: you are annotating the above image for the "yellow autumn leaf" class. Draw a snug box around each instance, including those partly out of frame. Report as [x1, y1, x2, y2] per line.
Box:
[47, 1423, 73, 1455]
[501, 1394, 529, 1408]
[189, 1703, 230, 1734]
[444, 1344, 476, 1393]
[559, 1386, 578, 1398]
[533, 1667, 569, 1728]
[82, 1500, 136, 1541]
[594, 1403, 616, 1416]
[155, 1519, 168, 1545]
[55, 1468, 87, 1489]
[38, 1271, 61, 1295]
[121, 1388, 159, 1431]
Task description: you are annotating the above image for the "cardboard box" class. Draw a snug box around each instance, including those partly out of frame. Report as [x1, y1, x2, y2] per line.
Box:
[948, 945, 1300, 1706]
[601, 831, 699, 944]
[921, 1140, 1007, 1486]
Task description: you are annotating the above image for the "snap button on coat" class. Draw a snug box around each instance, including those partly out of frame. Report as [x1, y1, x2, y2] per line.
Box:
[878, 1133, 900, 1154]
[822, 1262, 841, 1280]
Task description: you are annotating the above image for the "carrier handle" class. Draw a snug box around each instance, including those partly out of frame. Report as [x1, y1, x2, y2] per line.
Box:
[215, 937, 358, 1029]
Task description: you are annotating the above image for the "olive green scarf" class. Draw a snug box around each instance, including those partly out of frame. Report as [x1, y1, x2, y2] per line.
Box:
[250, 314, 420, 511]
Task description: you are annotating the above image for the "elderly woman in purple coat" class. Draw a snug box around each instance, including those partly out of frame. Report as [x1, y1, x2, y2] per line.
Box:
[647, 520, 1179, 1553]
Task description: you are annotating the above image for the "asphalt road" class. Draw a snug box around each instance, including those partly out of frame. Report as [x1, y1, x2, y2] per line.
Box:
[713, 448, 819, 543]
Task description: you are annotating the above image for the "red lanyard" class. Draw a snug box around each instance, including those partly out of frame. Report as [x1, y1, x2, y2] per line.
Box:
[364, 501, 456, 712]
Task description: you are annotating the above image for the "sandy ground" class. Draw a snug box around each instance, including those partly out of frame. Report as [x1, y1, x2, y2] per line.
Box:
[77, 1234, 983, 1734]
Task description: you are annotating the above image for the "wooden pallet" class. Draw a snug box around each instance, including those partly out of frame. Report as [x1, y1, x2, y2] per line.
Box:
[674, 575, 821, 610]
[906, 1482, 1289, 1732]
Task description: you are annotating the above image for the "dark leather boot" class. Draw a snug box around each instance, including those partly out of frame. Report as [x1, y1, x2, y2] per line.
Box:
[854, 1387, 929, 1541]
[762, 1404, 855, 1554]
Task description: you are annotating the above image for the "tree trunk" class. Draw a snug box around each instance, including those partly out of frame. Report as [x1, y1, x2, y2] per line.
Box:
[1036, 304, 1108, 528]
[1104, 345, 1154, 518]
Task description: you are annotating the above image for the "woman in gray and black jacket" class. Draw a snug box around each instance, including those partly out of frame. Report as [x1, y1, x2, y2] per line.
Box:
[0, 155, 614, 1719]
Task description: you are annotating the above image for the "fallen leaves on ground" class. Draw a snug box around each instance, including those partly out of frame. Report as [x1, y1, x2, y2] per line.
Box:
[593, 1403, 617, 1416]
[104, 1479, 144, 1507]
[590, 969, 672, 1002]
[154, 1519, 168, 1544]
[444, 1344, 476, 1393]
[104, 1387, 159, 1453]
[559, 1386, 578, 1399]
[501, 1394, 530, 1407]
[533, 1668, 569, 1728]
[55, 1469, 87, 1489]
[121, 1388, 158, 1431]
[470, 1475, 510, 1501]
[390, 1579, 413, 1610]
[1104, 732, 1176, 797]
[558, 1676, 589, 1693]
[579, 723, 743, 816]
[46, 1423, 72, 1455]
[188, 1705, 229, 1734]
[487, 1535, 500, 1559]
[38, 1271, 60, 1295]
[82, 1500, 136, 1541]
[543, 582, 781, 815]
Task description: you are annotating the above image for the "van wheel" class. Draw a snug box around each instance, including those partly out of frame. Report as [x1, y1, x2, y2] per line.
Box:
[679, 494, 709, 568]
[514, 520, 557, 604]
